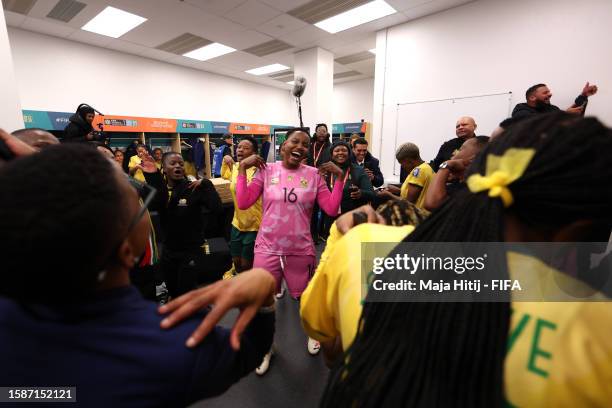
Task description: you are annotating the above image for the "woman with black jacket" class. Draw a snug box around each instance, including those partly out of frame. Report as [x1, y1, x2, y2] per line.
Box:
[307, 123, 332, 167]
[63, 104, 95, 143]
[321, 140, 375, 237]
[142, 152, 223, 298]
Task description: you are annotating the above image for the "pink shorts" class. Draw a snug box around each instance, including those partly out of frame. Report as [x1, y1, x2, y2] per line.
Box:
[253, 253, 316, 298]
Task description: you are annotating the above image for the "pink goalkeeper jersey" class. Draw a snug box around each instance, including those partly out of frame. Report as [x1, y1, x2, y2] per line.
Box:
[236, 162, 344, 256]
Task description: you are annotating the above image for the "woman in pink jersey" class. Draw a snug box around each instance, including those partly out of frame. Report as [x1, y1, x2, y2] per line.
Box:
[236, 128, 345, 374]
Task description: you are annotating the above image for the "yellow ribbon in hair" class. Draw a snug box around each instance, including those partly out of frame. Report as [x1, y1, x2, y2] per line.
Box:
[466, 148, 536, 207]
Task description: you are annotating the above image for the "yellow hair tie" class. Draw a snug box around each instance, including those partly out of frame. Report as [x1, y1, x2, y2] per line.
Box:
[467, 148, 535, 207]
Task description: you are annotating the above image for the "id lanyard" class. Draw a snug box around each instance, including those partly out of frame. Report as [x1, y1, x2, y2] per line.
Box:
[330, 168, 350, 189]
[312, 142, 325, 167]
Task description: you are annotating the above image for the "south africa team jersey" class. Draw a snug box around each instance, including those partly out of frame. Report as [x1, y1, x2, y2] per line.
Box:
[236, 162, 343, 257]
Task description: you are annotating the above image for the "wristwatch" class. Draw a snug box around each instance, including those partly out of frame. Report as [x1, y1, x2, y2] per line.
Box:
[439, 161, 449, 170]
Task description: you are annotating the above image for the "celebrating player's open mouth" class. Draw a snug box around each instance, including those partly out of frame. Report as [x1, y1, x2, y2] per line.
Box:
[289, 149, 305, 165]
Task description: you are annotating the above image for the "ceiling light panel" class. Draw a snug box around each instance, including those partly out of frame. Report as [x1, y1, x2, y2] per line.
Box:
[156, 33, 212, 55]
[47, 0, 87, 23]
[288, 0, 369, 24]
[314, 0, 396, 33]
[183, 43, 236, 61]
[246, 64, 290, 76]
[81, 6, 147, 38]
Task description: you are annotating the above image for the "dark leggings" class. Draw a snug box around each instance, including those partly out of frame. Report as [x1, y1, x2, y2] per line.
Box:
[310, 204, 324, 240]
[160, 248, 201, 299]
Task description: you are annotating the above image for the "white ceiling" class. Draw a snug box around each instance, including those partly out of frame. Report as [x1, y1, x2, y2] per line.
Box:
[4, 0, 474, 88]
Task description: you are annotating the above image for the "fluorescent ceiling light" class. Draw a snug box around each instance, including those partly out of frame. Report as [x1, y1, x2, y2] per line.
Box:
[287, 81, 295, 85]
[81, 6, 147, 38]
[315, 0, 396, 34]
[183, 43, 236, 61]
[246, 64, 290, 76]
[369, 48, 376, 54]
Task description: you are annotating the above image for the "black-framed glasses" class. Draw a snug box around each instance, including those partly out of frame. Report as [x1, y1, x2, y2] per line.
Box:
[96, 177, 157, 279]
[126, 177, 157, 233]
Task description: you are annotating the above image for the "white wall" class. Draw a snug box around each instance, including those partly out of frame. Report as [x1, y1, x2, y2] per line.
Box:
[373, 0, 612, 180]
[0, 10, 23, 131]
[295, 47, 334, 132]
[7, 28, 295, 125]
[332, 78, 374, 124]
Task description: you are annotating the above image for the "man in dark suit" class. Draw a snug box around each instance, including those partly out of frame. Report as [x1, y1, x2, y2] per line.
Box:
[351, 138, 383, 188]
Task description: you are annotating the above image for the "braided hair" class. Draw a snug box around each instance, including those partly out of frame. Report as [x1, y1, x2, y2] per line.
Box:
[322, 112, 612, 407]
[0, 144, 129, 304]
[376, 199, 430, 227]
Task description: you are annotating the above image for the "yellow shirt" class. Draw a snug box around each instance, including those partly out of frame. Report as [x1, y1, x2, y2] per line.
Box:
[300, 222, 414, 350]
[302, 224, 612, 406]
[184, 161, 197, 178]
[128, 155, 145, 182]
[402, 162, 433, 208]
[505, 253, 611, 407]
[221, 161, 262, 231]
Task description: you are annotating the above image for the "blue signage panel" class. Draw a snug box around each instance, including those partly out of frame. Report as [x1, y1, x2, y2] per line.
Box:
[47, 111, 73, 131]
[211, 121, 230, 133]
[177, 119, 213, 133]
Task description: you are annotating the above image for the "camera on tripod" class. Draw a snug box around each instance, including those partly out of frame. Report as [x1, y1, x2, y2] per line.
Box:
[90, 121, 106, 142]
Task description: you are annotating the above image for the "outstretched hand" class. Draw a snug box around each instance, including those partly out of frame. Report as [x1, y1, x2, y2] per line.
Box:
[318, 162, 343, 179]
[385, 185, 401, 195]
[223, 155, 235, 167]
[239, 155, 266, 173]
[581, 82, 598, 97]
[566, 105, 584, 115]
[158, 268, 275, 350]
[188, 179, 202, 190]
[140, 154, 158, 173]
[376, 189, 395, 200]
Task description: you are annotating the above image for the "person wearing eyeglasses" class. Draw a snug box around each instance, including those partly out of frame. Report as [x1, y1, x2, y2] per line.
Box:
[141, 151, 224, 299]
[0, 143, 276, 407]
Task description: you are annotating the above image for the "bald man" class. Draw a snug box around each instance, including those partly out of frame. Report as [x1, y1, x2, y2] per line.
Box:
[429, 116, 477, 172]
[12, 128, 59, 151]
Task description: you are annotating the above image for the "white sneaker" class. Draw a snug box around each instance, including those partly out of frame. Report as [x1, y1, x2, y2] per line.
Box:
[307, 337, 321, 355]
[255, 351, 273, 376]
[275, 286, 286, 299]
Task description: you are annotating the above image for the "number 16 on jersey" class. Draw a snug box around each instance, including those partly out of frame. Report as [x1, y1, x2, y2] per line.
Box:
[283, 187, 297, 203]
